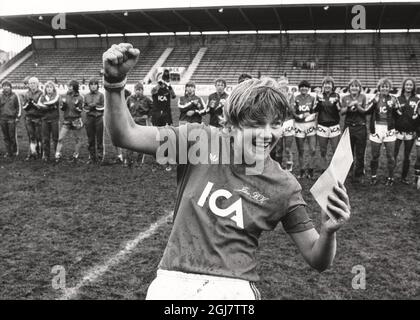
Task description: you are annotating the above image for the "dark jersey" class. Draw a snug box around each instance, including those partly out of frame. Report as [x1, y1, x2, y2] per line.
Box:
[395, 95, 420, 133]
[341, 94, 367, 126]
[127, 94, 153, 121]
[207, 92, 229, 127]
[314, 92, 341, 126]
[22, 89, 43, 118]
[294, 94, 315, 123]
[178, 94, 205, 123]
[156, 124, 314, 282]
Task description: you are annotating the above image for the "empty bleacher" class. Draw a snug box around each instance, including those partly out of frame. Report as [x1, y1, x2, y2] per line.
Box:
[2, 39, 420, 89]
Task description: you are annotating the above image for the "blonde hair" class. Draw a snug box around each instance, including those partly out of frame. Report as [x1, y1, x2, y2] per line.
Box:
[221, 77, 288, 129]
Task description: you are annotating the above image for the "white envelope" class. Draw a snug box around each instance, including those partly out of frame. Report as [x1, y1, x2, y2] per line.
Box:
[310, 128, 353, 221]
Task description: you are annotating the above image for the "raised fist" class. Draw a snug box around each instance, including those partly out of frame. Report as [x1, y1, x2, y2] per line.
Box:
[102, 43, 140, 81]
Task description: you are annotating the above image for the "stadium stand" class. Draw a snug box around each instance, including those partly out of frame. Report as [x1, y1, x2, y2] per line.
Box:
[2, 39, 420, 89]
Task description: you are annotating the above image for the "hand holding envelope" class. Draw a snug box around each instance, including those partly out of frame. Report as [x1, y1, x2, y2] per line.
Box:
[310, 128, 353, 222]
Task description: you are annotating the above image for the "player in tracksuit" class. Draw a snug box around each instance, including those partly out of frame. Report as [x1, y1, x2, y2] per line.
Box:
[313, 76, 341, 171]
[84, 78, 105, 164]
[364, 78, 399, 186]
[394, 77, 420, 185]
[0, 80, 21, 158]
[103, 43, 351, 300]
[55, 80, 84, 162]
[270, 76, 295, 171]
[204, 78, 229, 128]
[124, 82, 152, 166]
[293, 80, 317, 179]
[22, 77, 43, 160]
[38, 81, 60, 161]
[340, 79, 368, 184]
[177, 81, 205, 125]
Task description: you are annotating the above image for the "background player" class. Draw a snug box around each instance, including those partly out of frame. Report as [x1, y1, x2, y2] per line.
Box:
[340, 79, 368, 184]
[22, 77, 43, 160]
[55, 80, 84, 162]
[38, 81, 59, 162]
[293, 80, 317, 179]
[0, 80, 21, 159]
[314, 76, 341, 171]
[364, 78, 398, 185]
[205, 78, 229, 128]
[394, 77, 420, 184]
[177, 81, 205, 125]
[124, 82, 152, 166]
[83, 77, 105, 164]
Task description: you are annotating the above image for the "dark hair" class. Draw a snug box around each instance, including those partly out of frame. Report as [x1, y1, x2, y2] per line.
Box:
[1, 80, 12, 88]
[298, 80, 311, 89]
[238, 73, 252, 84]
[88, 77, 99, 86]
[162, 69, 170, 82]
[69, 80, 79, 93]
[215, 78, 227, 87]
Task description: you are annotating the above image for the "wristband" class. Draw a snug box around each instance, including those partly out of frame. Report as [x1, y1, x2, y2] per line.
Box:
[103, 77, 127, 92]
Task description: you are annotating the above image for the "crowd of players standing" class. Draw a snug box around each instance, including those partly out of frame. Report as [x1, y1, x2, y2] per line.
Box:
[0, 70, 419, 188]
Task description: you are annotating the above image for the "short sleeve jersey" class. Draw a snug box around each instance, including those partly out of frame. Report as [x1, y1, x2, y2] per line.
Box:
[294, 94, 315, 123]
[315, 92, 341, 126]
[156, 124, 315, 282]
[375, 95, 396, 125]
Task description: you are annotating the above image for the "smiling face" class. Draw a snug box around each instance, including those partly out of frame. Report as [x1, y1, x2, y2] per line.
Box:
[299, 86, 309, 95]
[379, 83, 390, 95]
[231, 120, 283, 168]
[323, 81, 333, 94]
[349, 84, 361, 95]
[404, 80, 414, 94]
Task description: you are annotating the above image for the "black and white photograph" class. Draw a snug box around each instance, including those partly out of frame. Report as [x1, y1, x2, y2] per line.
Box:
[0, 0, 419, 304]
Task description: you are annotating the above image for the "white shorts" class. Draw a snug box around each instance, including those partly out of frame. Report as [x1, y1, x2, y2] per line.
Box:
[317, 124, 341, 138]
[369, 124, 396, 143]
[294, 121, 316, 138]
[146, 269, 260, 300]
[281, 119, 295, 137]
[395, 131, 415, 141]
[416, 136, 420, 147]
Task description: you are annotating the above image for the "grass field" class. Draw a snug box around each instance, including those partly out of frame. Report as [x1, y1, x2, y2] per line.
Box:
[0, 101, 419, 300]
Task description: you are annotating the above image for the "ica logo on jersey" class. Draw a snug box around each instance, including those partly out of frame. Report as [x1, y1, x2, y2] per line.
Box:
[197, 181, 244, 229]
[297, 104, 311, 112]
[158, 95, 168, 102]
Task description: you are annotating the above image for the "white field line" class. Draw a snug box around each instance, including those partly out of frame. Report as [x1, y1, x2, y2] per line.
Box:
[58, 211, 173, 300]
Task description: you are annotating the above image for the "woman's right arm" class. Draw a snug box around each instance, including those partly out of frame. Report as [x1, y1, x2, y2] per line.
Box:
[103, 43, 160, 155]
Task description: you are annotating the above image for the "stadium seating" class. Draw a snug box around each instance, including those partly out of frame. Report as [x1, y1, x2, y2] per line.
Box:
[2, 41, 420, 89]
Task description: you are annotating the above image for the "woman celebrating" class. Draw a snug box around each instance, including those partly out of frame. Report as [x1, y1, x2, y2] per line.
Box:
[394, 77, 420, 184]
[38, 81, 60, 161]
[314, 76, 341, 171]
[365, 78, 399, 186]
[103, 43, 351, 300]
[340, 79, 368, 184]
